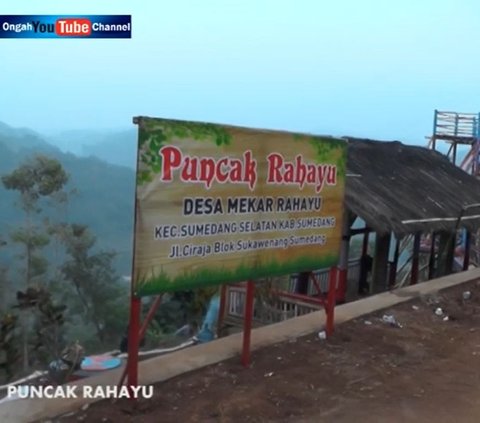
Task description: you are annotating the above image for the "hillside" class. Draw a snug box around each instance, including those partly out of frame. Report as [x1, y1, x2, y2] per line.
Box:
[47, 128, 137, 169]
[80, 129, 137, 169]
[0, 122, 135, 275]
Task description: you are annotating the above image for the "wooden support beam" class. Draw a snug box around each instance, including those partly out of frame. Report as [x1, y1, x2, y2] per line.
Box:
[371, 233, 391, 294]
[436, 231, 455, 277]
[337, 210, 353, 303]
[389, 237, 400, 288]
[217, 285, 227, 337]
[362, 231, 370, 256]
[296, 272, 310, 295]
[358, 232, 372, 294]
[241, 281, 255, 368]
[326, 267, 337, 337]
[428, 232, 436, 280]
[351, 227, 373, 236]
[463, 231, 471, 271]
[447, 143, 454, 158]
[410, 232, 421, 285]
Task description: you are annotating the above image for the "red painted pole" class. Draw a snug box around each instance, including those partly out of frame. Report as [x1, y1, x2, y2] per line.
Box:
[126, 296, 141, 396]
[326, 267, 337, 337]
[118, 295, 161, 389]
[217, 284, 227, 337]
[241, 281, 255, 368]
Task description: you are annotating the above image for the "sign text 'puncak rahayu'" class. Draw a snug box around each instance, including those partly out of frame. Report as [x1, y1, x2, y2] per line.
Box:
[132, 118, 346, 296]
[159, 146, 337, 192]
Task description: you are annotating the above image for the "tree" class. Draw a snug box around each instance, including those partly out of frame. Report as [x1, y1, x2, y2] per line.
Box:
[59, 224, 128, 350]
[2, 155, 68, 288]
[14, 287, 66, 369]
[0, 236, 8, 309]
[18, 287, 66, 366]
[0, 312, 19, 383]
[2, 155, 68, 372]
[0, 287, 66, 383]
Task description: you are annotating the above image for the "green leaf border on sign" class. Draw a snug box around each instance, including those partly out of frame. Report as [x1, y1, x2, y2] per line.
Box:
[137, 118, 232, 185]
[134, 253, 338, 296]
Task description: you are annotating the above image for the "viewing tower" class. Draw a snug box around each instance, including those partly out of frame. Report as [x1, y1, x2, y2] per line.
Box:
[428, 110, 480, 175]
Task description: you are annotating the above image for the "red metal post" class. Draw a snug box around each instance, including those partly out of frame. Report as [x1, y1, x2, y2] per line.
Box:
[241, 281, 255, 368]
[126, 296, 141, 395]
[326, 267, 337, 337]
[217, 284, 227, 337]
[118, 295, 162, 389]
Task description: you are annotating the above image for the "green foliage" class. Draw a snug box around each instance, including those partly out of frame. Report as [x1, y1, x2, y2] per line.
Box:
[144, 319, 166, 346]
[187, 286, 219, 316]
[2, 155, 68, 213]
[149, 288, 217, 339]
[0, 262, 8, 309]
[0, 313, 19, 382]
[0, 287, 67, 383]
[0, 134, 136, 277]
[137, 118, 232, 185]
[0, 151, 131, 379]
[10, 228, 50, 247]
[309, 136, 347, 177]
[16, 287, 67, 367]
[10, 228, 50, 285]
[3, 155, 67, 293]
[149, 297, 187, 334]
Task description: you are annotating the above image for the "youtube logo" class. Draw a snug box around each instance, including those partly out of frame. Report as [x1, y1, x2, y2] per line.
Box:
[0, 15, 132, 38]
[55, 18, 91, 36]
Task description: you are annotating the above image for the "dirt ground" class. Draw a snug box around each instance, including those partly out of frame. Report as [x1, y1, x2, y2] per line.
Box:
[55, 280, 480, 423]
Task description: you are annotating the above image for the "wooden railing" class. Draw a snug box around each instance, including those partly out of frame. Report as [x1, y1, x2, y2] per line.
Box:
[434, 111, 480, 138]
[225, 259, 361, 325]
[226, 285, 321, 323]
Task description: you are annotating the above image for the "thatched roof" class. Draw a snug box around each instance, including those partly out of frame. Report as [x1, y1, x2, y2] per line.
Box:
[345, 138, 480, 237]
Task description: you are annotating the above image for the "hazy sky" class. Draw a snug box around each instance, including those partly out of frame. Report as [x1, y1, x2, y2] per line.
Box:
[1, 0, 480, 143]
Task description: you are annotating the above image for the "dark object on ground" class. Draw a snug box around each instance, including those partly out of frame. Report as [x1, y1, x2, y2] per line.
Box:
[48, 341, 85, 384]
[119, 328, 145, 353]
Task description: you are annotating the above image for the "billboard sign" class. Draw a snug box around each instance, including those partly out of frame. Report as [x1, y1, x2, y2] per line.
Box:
[132, 117, 346, 296]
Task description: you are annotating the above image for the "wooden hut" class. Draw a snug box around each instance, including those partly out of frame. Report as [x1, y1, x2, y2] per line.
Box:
[339, 138, 480, 296]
